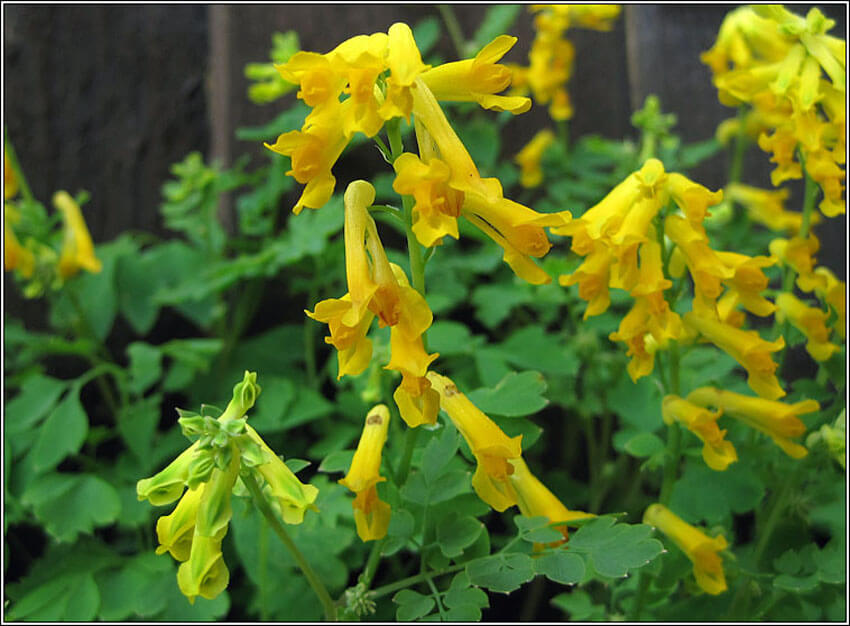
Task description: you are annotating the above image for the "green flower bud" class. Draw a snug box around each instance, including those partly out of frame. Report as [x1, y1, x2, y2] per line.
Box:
[186, 450, 217, 491]
[137, 443, 199, 506]
[178, 414, 206, 438]
[218, 371, 262, 423]
[194, 445, 240, 538]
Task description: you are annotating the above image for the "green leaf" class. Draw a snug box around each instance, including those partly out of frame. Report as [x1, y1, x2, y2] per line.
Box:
[569, 517, 664, 579]
[679, 346, 738, 390]
[5, 374, 67, 435]
[607, 375, 662, 432]
[400, 470, 471, 506]
[30, 387, 88, 473]
[22, 473, 121, 541]
[515, 515, 565, 544]
[474, 345, 513, 388]
[468, 371, 548, 417]
[669, 461, 765, 525]
[427, 320, 479, 356]
[116, 247, 162, 334]
[126, 342, 163, 394]
[471, 284, 531, 328]
[533, 551, 586, 585]
[318, 450, 355, 474]
[498, 326, 580, 376]
[623, 432, 665, 458]
[394, 589, 435, 621]
[471, 5, 523, 53]
[775, 572, 821, 593]
[7, 572, 100, 621]
[466, 553, 535, 593]
[437, 513, 485, 558]
[413, 16, 441, 56]
[421, 422, 459, 484]
[97, 553, 172, 620]
[284, 458, 311, 474]
[551, 589, 606, 620]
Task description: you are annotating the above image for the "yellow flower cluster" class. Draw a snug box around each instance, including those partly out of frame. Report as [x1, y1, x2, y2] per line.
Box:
[509, 5, 621, 121]
[703, 5, 846, 217]
[428, 372, 593, 537]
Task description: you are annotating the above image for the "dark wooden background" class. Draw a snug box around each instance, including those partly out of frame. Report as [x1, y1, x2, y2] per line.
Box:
[4, 4, 846, 323]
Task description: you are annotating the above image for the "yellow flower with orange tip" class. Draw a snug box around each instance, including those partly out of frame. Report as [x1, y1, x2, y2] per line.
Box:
[4, 153, 18, 199]
[757, 125, 804, 186]
[768, 235, 824, 292]
[813, 266, 845, 339]
[643, 503, 728, 595]
[508, 456, 594, 543]
[54, 191, 101, 279]
[683, 311, 786, 400]
[421, 35, 531, 114]
[339, 405, 392, 542]
[687, 386, 817, 459]
[515, 129, 556, 188]
[662, 395, 738, 471]
[4, 216, 35, 278]
[775, 292, 840, 362]
[427, 372, 522, 512]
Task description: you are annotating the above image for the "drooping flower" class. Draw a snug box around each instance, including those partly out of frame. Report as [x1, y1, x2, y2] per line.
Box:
[155, 486, 203, 562]
[724, 183, 818, 234]
[683, 311, 785, 400]
[379, 22, 431, 121]
[427, 372, 522, 511]
[4, 216, 35, 278]
[687, 386, 817, 458]
[508, 456, 593, 543]
[715, 251, 776, 317]
[137, 442, 202, 506]
[643, 504, 729, 595]
[812, 266, 845, 339]
[339, 405, 392, 541]
[54, 191, 102, 279]
[515, 129, 556, 188]
[775, 292, 840, 362]
[769, 235, 824, 292]
[662, 395, 738, 471]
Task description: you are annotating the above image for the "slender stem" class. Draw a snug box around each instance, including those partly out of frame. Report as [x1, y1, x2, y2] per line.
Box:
[425, 575, 447, 620]
[370, 564, 466, 600]
[396, 426, 420, 487]
[629, 570, 651, 621]
[360, 537, 387, 589]
[242, 472, 337, 621]
[798, 165, 818, 240]
[659, 346, 682, 506]
[437, 5, 467, 58]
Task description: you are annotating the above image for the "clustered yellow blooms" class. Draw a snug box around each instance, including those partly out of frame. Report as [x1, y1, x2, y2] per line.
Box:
[339, 405, 393, 541]
[137, 373, 319, 603]
[515, 129, 556, 188]
[428, 372, 592, 535]
[268, 22, 569, 285]
[509, 5, 621, 121]
[703, 5, 846, 218]
[307, 180, 441, 429]
[723, 182, 820, 234]
[643, 504, 729, 595]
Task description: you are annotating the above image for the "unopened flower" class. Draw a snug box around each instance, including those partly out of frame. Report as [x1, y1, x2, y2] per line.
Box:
[427, 372, 522, 511]
[775, 292, 840, 362]
[687, 386, 817, 458]
[339, 405, 392, 541]
[643, 504, 728, 595]
[54, 191, 102, 279]
[662, 395, 737, 471]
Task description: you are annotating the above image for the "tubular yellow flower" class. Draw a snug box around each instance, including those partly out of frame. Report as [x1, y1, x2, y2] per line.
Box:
[508, 457, 594, 543]
[155, 486, 203, 562]
[775, 292, 840, 362]
[813, 266, 845, 339]
[307, 295, 375, 378]
[421, 35, 531, 114]
[725, 183, 818, 233]
[379, 22, 430, 121]
[666, 173, 724, 229]
[54, 191, 102, 279]
[665, 214, 734, 303]
[715, 251, 776, 317]
[687, 386, 817, 458]
[643, 504, 728, 595]
[683, 311, 785, 400]
[427, 372, 522, 511]
[275, 51, 348, 109]
[4, 153, 18, 199]
[769, 235, 824, 292]
[4, 218, 35, 278]
[515, 129, 556, 188]
[559, 242, 613, 318]
[137, 442, 201, 506]
[246, 425, 319, 524]
[339, 405, 392, 541]
[662, 395, 737, 471]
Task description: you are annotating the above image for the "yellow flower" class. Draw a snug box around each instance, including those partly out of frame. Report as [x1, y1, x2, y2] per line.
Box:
[265, 99, 350, 214]
[508, 456, 593, 543]
[813, 266, 845, 339]
[687, 386, 817, 459]
[683, 311, 786, 400]
[665, 214, 734, 305]
[54, 191, 102, 279]
[339, 405, 392, 541]
[769, 235, 824, 292]
[533, 5, 622, 32]
[422, 35, 531, 114]
[775, 292, 840, 362]
[379, 22, 430, 121]
[559, 242, 613, 318]
[643, 504, 728, 595]
[275, 51, 347, 109]
[307, 295, 375, 378]
[662, 395, 737, 471]
[156, 486, 203, 562]
[715, 251, 776, 317]
[666, 172, 724, 229]
[246, 425, 319, 524]
[725, 183, 817, 233]
[515, 129, 556, 188]
[177, 447, 240, 604]
[4, 217, 35, 278]
[427, 372, 522, 511]
[4, 153, 18, 199]
[137, 442, 201, 506]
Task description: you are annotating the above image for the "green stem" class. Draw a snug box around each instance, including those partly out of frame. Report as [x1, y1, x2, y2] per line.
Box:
[425, 575, 447, 620]
[360, 538, 387, 589]
[4, 129, 35, 203]
[798, 165, 818, 240]
[437, 5, 467, 58]
[658, 345, 681, 506]
[242, 472, 337, 620]
[629, 570, 651, 621]
[370, 564, 466, 600]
